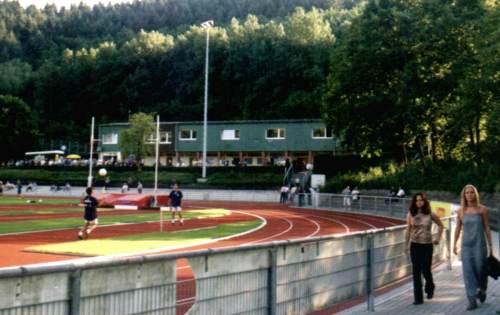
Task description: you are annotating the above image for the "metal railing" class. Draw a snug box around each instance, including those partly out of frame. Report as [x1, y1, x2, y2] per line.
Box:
[0, 193, 482, 315]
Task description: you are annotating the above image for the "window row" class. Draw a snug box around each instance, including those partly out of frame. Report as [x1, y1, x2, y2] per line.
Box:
[102, 127, 333, 144]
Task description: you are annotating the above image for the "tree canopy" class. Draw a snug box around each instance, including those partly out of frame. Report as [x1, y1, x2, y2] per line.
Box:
[0, 0, 498, 180]
[118, 112, 156, 170]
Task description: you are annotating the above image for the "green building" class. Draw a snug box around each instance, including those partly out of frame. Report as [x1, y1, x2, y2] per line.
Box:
[98, 119, 341, 167]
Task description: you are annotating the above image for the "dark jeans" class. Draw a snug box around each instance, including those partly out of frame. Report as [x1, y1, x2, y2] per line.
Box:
[410, 242, 434, 303]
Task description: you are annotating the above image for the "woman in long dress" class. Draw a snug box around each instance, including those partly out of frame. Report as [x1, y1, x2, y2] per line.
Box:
[453, 184, 493, 310]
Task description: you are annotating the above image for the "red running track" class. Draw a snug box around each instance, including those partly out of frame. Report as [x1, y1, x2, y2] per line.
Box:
[0, 200, 404, 314]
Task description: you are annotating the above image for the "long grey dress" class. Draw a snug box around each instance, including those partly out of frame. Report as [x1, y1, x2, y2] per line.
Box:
[461, 213, 488, 298]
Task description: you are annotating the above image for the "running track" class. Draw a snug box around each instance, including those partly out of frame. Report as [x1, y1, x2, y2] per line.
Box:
[0, 200, 405, 314]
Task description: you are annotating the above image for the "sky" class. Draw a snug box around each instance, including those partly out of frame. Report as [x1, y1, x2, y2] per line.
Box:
[17, 0, 135, 8]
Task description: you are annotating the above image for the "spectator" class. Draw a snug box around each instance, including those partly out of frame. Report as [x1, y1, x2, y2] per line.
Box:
[352, 186, 360, 201]
[0, 181, 3, 195]
[397, 187, 406, 198]
[26, 182, 34, 192]
[279, 185, 289, 203]
[16, 180, 22, 196]
[121, 183, 128, 193]
[4, 181, 15, 191]
[342, 186, 351, 207]
[289, 185, 297, 203]
[137, 181, 143, 194]
[103, 177, 110, 192]
[64, 182, 71, 192]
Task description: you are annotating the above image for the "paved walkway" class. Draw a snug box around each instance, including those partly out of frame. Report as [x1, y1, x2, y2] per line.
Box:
[338, 259, 500, 315]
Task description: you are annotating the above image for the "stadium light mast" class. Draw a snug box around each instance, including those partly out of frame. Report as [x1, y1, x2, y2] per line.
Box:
[154, 115, 160, 206]
[87, 116, 95, 188]
[201, 20, 214, 179]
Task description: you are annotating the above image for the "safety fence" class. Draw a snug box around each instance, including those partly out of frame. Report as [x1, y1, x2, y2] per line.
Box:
[0, 194, 469, 315]
[294, 192, 500, 231]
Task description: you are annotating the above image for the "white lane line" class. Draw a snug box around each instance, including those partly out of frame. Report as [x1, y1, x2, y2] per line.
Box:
[330, 211, 400, 226]
[243, 213, 293, 245]
[320, 213, 378, 230]
[296, 208, 398, 227]
[266, 210, 321, 238]
[307, 214, 351, 233]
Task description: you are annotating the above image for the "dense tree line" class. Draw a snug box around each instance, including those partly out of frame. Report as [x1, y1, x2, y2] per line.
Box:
[1, 0, 360, 146]
[0, 0, 498, 183]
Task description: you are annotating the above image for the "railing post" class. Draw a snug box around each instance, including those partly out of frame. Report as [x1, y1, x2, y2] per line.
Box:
[366, 233, 375, 312]
[268, 246, 278, 315]
[447, 217, 452, 270]
[69, 269, 82, 315]
[497, 208, 500, 257]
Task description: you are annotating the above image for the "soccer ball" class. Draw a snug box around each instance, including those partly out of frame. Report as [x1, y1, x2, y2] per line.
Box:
[98, 168, 107, 177]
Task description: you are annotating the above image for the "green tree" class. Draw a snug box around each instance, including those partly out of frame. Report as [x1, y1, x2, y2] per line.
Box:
[0, 95, 38, 161]
[0, 59, 32, 95]
[118, 112, 155, 170]
[322, 0, 492, 169]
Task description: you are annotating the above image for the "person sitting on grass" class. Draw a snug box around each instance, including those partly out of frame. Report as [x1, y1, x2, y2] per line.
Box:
[78, 187, 99, 240]
[169, 184, 184, 225]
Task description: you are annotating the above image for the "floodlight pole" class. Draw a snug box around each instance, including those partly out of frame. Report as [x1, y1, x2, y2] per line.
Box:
[154, 115, 160, 206]
[87, 117, 95, 188]
[201, 20, 213, 179]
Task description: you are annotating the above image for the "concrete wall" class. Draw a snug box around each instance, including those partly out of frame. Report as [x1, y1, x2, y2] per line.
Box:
[0, 271, 70, 315]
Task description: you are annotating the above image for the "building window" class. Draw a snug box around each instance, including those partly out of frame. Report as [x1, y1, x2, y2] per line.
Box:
[146, 132, 172, 144]
[180, 129, 197, 140]
[312, 127, 333, 139]
[160, 132, 172, 143]
[266, 128, 285, 139]
[221, 129, 240, 140]
[102, 133, 118, 144]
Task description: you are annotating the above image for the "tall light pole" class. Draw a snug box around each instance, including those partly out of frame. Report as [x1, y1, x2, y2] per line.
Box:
[201, 20, 214, 179]
[87, 116, 95, 188]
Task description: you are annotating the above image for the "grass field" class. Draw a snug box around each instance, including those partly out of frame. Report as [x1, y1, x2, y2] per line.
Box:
[27, 220, 260, 256]
[0, 209, 231, 234]
[0, 197, 80, 205]
[0, 208, 83, 216]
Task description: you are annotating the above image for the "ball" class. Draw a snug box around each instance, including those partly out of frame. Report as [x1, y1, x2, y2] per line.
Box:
[98, 168, 107, 177]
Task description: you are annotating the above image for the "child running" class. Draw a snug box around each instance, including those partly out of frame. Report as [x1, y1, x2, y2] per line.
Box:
[78, 187, 99, 240]
[169, 184, 184, 225]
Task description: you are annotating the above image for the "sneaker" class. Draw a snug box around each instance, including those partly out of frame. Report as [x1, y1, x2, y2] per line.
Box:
[77, 231, 83, 240]
[413, 301, 423, 305]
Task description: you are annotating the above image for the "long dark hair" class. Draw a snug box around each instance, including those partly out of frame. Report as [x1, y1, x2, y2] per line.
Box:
[409, 193, 431, 216]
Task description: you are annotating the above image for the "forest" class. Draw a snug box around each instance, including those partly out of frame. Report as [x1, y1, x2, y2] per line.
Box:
[0, 0, 498, 191]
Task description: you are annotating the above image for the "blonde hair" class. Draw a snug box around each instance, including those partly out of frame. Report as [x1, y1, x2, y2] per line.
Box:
[460, 184, 481, 208]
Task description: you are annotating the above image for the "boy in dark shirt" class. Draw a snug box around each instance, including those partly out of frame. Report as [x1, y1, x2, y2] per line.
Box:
[78, 187, 99, 239]
[169, 184, 184, 225]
